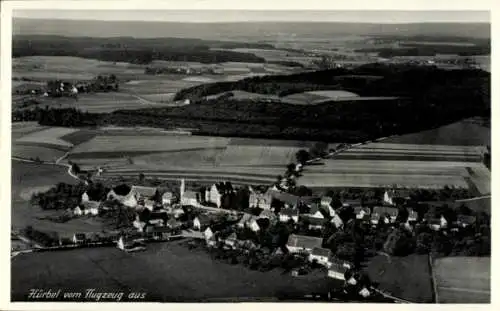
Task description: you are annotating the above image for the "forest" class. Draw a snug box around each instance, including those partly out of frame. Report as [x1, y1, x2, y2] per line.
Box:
[13, 64, 490, 143]
[12, 35, 268, 64]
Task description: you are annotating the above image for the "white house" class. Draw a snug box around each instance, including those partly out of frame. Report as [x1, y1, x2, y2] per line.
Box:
[279, 208, 299, 223]
[193, 214, 211, 231]
[331, 213, 344, 229]
[204, 227, 214, 240]
[181, 191, 198, 206]
[383, 189, 411, 206]
[162, 192, 174, 206]
[237, 214, 260, 232]
[81, 192, 90, 203]
[72, 233, 86, 244]
[309, 247, 332, 267]
[327, 263, 349, 280]
[205, 183, 224, 207]
[286, 234, 323, 254]
[355, 207, 371, 220]
[308, 204, 325, 219]
[359, 287, 371, 298]
[73, 206, 83, 216]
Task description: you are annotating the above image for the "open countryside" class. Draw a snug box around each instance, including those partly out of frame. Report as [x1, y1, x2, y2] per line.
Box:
[11, 13, 490, 304]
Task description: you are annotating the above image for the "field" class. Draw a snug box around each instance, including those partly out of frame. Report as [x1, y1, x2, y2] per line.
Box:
[11, 242, 331, 302]
[433, 256, 490, 303]
[365, 254, 434, 303]
[383, 119, 491, 146]
[12, 145, 66, 163]
[16, 127, 79, 149]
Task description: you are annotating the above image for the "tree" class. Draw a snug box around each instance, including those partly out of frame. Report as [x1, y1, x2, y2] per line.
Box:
[286, 163, 296, 176]
[415, 232, 433, 254]
[295, 149, 311, 165]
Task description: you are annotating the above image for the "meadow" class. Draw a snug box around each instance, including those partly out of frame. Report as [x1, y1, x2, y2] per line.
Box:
[11, 242, 331, 302]
[433, 256, 490, 303]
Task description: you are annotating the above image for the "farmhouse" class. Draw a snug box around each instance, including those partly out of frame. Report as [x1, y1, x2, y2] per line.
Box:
[237, 214, 260, 232]
[383, 189, 411, 206]
[249, 191, 272, 210]
[205, 182, 233, 207]
[82, 201, 100, 216]
[373, 206, 399, 223]
[279, 208, 299, 223]
[181, 191, 199, 206]
[309, 247, 332, 266]
[72, 233, 87, 244]
[73, 206, 83, 216]
[193, 214, 211, 231]
[307, 204, 327, 219]
[132, 186, 158, 200]
[331, 213, 344, 229]
[301, 216, 325, 231]
[286, 234, 323, 254]
[327, 257, 353, 280]
[354, 206, 371, 220]
[162, 191, 175, 206]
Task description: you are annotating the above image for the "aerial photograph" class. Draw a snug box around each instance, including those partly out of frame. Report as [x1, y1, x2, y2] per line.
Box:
[9, 8, 490, 303]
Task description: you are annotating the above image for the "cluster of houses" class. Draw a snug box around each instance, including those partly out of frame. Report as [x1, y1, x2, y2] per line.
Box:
[145, 66, 224, 76]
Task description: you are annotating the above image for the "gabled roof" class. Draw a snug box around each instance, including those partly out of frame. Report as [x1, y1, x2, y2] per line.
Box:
[302, 216, 325, 226]
[329, 263, 349, 274]
[286, 234, 323, 249]
[268, 189, 300, 206]
[457, 215, 476, 225]
[132, 185, 157, 198]
[311, 247, 331, 257]
[195, 214, 211, 226]
[183, 191, 198, 200]
[342, 199, 362, 207]
[373, 206, 399, 217]
[354, 206, 371, 215]
[280, 208, 299, 216]
[82, 201, 100, 210]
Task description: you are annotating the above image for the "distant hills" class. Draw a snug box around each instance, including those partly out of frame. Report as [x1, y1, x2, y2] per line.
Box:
[13, 18, 490, 40]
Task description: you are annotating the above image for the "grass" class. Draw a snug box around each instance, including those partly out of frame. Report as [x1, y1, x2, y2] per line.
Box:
[15, 127, 80, 148]
[12, 144, 66, 162]
[364, 254, 434, 303]
[11, 242, 332, 302]
[69, 135, 230, 155]
[433, 256, 490, 303]
[11, 122, 48, 140]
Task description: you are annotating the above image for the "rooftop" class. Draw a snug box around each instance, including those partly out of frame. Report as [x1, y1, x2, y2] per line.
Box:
[311, 247, 331, 257]
[286, 234, 323, 249]
[132, 185, 157, 198]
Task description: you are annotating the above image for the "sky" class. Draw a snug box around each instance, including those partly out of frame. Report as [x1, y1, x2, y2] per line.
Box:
[13, 10, 490, 24]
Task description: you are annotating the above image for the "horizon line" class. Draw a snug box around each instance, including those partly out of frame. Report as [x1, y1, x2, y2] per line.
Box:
[13, 17, 491, 24]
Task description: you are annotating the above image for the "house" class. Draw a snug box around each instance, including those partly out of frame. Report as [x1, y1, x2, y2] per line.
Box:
[203, 227, 214, 240]
[309, 247, 332, 266]
[193, 214, 211, 231]
[321, 196, 332, 208]
[72, 233, 87, 244]
[330, 213, 344, 229]
[372, 206, 399, 223]
[181, 191, 198, 206]
[171, 207, 185, 219]
[327, 263, 349, 280]
[358, 287, 372, 298]
[307, 204, 326, 219]
[342, 199, 362, 209]
[249, 191, 272, 210]
[279, 208, 299, 223]
[268, 189, 300, 208]
[146, 226, 170, 241]
[133, 216, 146, 232]
[456, 215, 476, 228]
[131, 186, 158, 200]
[73, 206, 83, 216]
[82, 201, 100, 216]
[407, 208, 418, 222]
[258, 209, 277, 222]
[237, 214, 260, 232]
[162, 192, 174, 206]
[167, 218, 181, 230]
[143, 199, 155, 211]
[205, 182, 233, 207]
[354, 206, 371, 220]
[383, 189, 411, 206]
[81, 192, 90, 203]
[301, 216, 325, 230]
[428, 215, 448, 231]
[223, 232, 238, 248]
[286, 234, 323, 254]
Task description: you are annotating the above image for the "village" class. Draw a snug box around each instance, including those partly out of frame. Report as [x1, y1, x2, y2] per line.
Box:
[14, 145, 489, 303]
